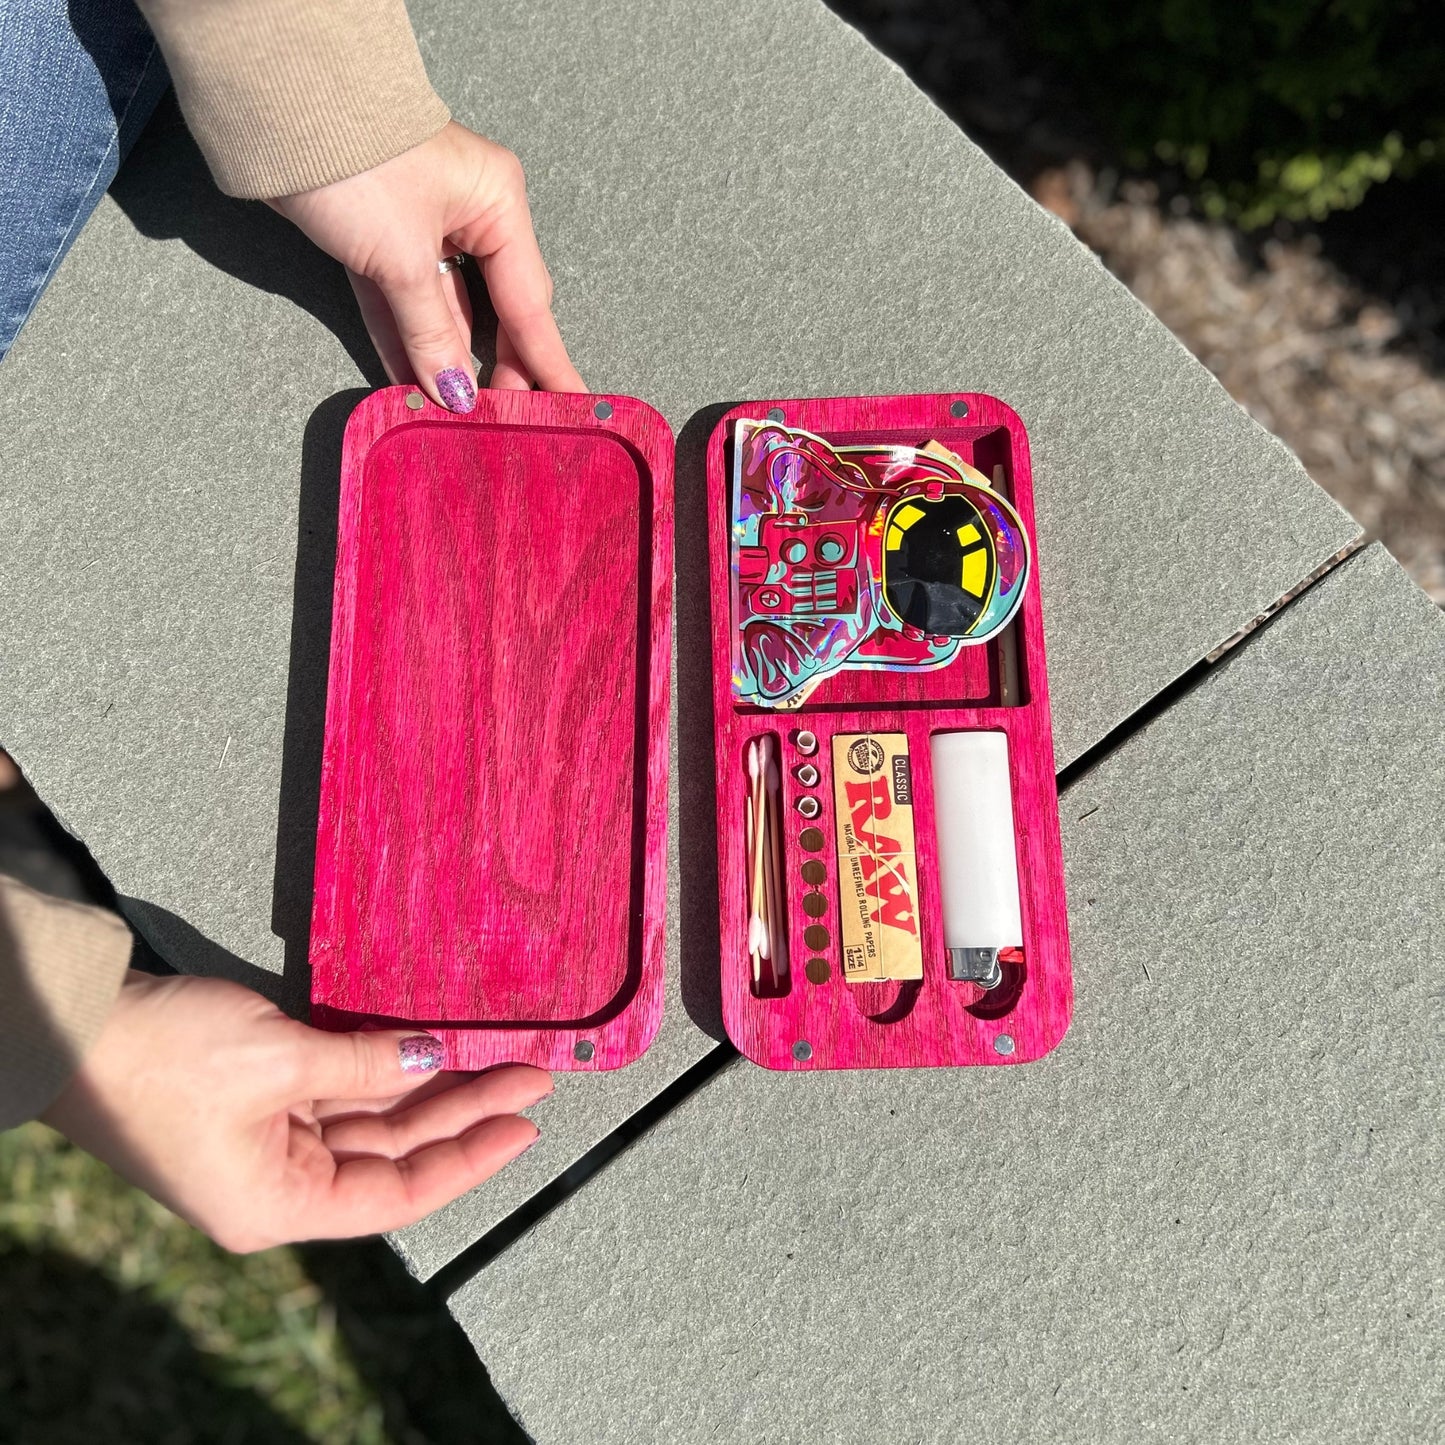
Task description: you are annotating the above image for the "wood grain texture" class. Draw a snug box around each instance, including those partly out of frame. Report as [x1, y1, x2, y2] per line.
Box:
[708, 394, 1072, 1070]
[310, 387, 674, 1071]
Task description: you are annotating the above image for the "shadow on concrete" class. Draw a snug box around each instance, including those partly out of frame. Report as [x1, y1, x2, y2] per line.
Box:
[108, 94, 385, 386]
[0, 1245, 313, 1445]
[298, 1237, 532, 1444]
[266, 388, 370, 1010]
[107, 92, 507, 384]
[674, 402, 732, 1044]
[116, 893, 305, 1009]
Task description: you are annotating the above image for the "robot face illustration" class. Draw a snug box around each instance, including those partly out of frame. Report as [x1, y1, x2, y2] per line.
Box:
[738, 514, 863, 620]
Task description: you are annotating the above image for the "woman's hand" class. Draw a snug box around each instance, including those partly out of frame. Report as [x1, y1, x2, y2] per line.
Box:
[41, 970, 551, 1253]
[271, 121, 586, 411]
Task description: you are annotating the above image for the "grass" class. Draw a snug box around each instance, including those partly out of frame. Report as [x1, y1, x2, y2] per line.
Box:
[0, 1122, 526, 1444]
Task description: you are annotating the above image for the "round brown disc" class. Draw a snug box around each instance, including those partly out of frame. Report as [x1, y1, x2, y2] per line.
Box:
[798, 827, 825, 852]
[803, 924, 830, 951]
[804, 957, 831, 984]
[800, 859, 826, 885]
[802, 891, 827, 917]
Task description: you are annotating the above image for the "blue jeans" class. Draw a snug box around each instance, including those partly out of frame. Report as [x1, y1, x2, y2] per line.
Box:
[0, 0, 169, 359]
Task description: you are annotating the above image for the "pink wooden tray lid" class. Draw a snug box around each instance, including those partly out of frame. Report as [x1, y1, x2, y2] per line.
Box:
[309, 388, 674, 1071]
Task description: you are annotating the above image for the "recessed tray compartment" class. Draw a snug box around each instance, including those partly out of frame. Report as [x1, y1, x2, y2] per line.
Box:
[309, 387, 673, 1071]
[725, 416, 1028, 713]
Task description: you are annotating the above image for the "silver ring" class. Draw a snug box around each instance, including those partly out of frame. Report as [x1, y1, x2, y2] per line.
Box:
[438, 253, 467, 275]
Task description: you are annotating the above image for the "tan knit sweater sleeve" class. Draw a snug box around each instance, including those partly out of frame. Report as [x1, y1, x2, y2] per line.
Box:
[1, 874, 132, 1130]
[134, 0, 451, 199]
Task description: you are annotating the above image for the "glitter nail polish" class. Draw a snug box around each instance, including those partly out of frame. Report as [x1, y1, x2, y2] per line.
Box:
[435, 367, 477, 414]
[398, 1034, 446, 1074]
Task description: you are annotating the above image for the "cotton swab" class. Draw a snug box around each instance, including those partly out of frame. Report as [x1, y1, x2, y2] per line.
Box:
[747, 741, 770, 971]
[762, 737, 789, 983]
[746, 793, 761, 986]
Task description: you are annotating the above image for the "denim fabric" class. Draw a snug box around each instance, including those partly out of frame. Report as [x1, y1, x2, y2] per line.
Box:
[0, 0, 168, 359]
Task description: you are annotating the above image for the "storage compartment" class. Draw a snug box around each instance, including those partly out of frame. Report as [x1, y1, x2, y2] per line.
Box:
[707, 393, 1071, 1070]
[739, 732, 792, 1000]
[724, 418, 1030, 712]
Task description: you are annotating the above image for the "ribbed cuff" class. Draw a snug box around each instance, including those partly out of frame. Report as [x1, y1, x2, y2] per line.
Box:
[1, 875, 132, 1129]
[135, 0, 452, 198]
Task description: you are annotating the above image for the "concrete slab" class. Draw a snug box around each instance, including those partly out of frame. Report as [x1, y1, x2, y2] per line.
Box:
[0, 0, 1355, 1276]
[452, 545, 1445, 1444]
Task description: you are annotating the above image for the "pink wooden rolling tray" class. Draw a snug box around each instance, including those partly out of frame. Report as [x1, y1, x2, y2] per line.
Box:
[309, 387, 674, 1071]
[708, 393, 1072, 1070]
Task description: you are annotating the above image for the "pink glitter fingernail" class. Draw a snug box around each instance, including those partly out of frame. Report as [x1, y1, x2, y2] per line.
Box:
[398, 1035, 445, 1073]
[436, 368, 476, 414]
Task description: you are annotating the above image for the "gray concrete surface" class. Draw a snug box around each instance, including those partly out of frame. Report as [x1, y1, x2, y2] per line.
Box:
[0, 0, 1356, 1275]
[453, 545, 1445, 1445]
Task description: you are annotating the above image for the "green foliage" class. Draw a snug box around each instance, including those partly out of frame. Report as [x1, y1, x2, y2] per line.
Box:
[1027, 0, 1445, 224]
[1, 1124, 524, 1444]
[2, 1123, 528, 1444]
[0, 1122, 386, 1444]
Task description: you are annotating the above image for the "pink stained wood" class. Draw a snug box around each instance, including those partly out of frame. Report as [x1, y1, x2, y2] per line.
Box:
[708, 394, 1073, 1070]
[309, 387, 674, 1072]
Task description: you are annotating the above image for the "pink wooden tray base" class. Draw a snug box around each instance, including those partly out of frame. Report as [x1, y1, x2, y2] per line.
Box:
[708, 394, 1072, 1070]
[310, 388, 673, 1071]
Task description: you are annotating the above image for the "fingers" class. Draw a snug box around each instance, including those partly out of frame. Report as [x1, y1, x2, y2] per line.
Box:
[479, 229, 587, 393]
[447, 150, 585, 393]
[373, 264, 477, 413]
[347, 270, 410, 384]
[489, 322, 532, 391]
[349, 265, 475, 397]
[289, 1027, 453, 1103]
[442, 259, 473, 344]
[313, 1065, 466, 1121]
[320, 1066, 553, 1159]
[308, 1113, 541, 1239]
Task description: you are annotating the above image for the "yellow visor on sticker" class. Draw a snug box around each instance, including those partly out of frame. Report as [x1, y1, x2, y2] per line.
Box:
[961, 546, 989, 597]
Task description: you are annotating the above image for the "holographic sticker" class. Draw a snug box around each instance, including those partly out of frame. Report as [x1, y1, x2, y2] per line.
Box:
[730, 421, 1031, 708]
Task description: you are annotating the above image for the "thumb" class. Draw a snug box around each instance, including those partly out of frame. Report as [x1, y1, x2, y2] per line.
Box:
[295, 1028, 447, 1102]
[379, 266, 477, 413]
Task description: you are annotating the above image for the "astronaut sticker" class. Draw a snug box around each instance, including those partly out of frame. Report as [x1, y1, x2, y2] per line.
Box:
[730, 420, 1031, 709]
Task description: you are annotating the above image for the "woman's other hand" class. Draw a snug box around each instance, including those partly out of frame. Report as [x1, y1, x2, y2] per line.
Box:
[42, 970, 551, 1252]
[271, 121, 586, 411]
